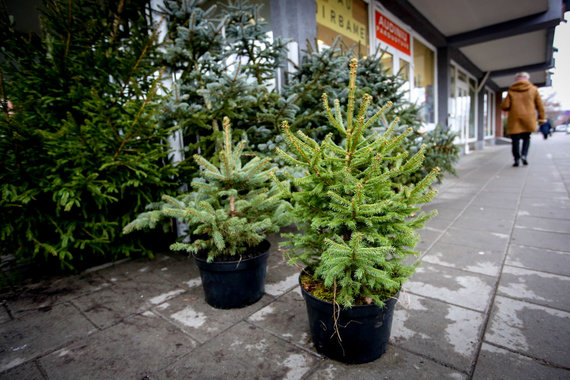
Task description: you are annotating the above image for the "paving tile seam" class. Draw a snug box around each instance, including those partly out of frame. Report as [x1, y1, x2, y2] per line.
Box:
[148, 303, 236, 345]
[412, 259, 498, 281]
[508, 241, 570, 255]
[467, 158, 533, 379]
[245, 319, 323, 360]
[509, 243, 570, 255]
[493, 292, 570, 314]
[300, 360, 331, 380]
[503, 262, 570, 279]
[68, 298, 101, 332]
[552, 154, 570, 196]
[401, 289, 488, 317]
[419, 163, 510, 262]
[389, 344, 470, 375]
[34, 359, 49, 380]
[2, 327, 96, 376]
[482, 341, 570, 371]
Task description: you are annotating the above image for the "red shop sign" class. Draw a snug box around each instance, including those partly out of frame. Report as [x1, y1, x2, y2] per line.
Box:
[375, 10, 410, 55]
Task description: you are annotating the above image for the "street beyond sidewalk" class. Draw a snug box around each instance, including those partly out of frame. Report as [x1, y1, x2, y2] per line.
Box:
[1, 133, 569, 379]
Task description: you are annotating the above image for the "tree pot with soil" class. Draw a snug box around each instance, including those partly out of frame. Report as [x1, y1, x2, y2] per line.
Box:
[125, 117, 291, 309]
[274, 59, 438, 363]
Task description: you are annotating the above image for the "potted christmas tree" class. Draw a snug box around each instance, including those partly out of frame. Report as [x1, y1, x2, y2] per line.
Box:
[273, 59, 438, 363]
[124, 117, 290, 309]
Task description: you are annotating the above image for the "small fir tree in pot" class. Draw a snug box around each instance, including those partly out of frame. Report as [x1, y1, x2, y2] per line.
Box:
[273, 59, 438, 363]
[124, 117, 291, 308]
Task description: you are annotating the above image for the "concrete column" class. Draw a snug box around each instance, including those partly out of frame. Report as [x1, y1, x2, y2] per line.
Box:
[437, 47, 450, 127]
[495, 91, 505, 137]
[270, 0, 317, 59]
[476, 90, 485, 149]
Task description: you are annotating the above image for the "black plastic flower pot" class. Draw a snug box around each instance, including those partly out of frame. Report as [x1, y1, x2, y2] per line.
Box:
[300, 276, 398, 364]
[193, 240, 270, 309]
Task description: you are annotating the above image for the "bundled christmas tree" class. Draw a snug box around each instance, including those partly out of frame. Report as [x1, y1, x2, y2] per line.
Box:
[275, 59, 438, 307]
[0, 0, 177, 269]
[124, 117, 291, 262]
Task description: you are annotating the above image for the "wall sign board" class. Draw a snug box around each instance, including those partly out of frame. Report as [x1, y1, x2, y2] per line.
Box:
[375, 10, 410, 55]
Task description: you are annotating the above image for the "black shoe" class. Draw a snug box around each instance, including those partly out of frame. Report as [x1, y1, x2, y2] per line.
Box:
[513, 161, 519, 167]
[522, 158, 528, 165]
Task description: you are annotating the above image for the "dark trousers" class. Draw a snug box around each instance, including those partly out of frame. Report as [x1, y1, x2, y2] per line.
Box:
[511, 132, 531, 162]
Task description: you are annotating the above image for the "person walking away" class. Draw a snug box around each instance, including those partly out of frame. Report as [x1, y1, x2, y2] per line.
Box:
[539, 118, 553, 139]
[500, 72, 546, 166]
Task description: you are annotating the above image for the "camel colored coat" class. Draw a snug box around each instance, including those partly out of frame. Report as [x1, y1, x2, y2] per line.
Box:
[500, 81, 545, 135]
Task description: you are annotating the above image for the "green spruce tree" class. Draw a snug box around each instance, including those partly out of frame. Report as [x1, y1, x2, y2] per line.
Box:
[0, 0, 177, 269]
[124, 117, 291, 262]
[275, 59, 438, 307]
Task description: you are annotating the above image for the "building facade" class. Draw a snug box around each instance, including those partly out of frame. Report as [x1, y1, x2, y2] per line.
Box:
[269, 0, 568, 153]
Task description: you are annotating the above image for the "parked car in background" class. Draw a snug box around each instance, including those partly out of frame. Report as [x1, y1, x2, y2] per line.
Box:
[553, 124, 568, 132]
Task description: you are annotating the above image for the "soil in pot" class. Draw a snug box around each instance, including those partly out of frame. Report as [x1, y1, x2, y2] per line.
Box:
[193, 240, 270, 309]
[300, 275, 398, 364]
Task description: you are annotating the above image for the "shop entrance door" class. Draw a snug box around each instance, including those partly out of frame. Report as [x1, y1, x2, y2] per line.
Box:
[456, 79, 471, 153]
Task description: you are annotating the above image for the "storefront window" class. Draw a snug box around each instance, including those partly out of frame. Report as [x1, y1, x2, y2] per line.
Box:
[316, 0, 369, 56]
[484, 89, 495, 137]
[412, 38, 435, 124]
[380, 51, 393, 75]
[399, 58, 409, 81]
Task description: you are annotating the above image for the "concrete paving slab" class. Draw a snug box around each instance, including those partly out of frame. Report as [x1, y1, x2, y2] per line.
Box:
[522, 183, 568, 197]
[473, 343, 569, 379]
[391, 293, 484, 372]
[40, 312, 197, 380]
[511, 227, 570, 252]
[484, 295, 570, 368]
[437, 227, 510, 252]
[470, 190, 520, 210]
[518, 197, 570, 220]
[483, 179, 523, 192]
[452, 205, 515, 234]
[306, 346, 467, 380]
[424, 213, 455, 230]
[404, 263, 495, 312]
[160, 322, 317, 379]
[421, 204, 464, 222]
[0, 302, 96, 373]
[72, 272, 186, 329]
[152, 286, 271, 344]
[264, 261, 300, 298]
[0, 310, 9, 325]
[515, 215, 570, 235]
[497, 265, 570, 311]
[506, 244, 570, 277]
[247, 287, 313, 350]
[415, 227, 445, 253]
[0, 361, 44, 380]
[142, 254, 200, 285]
[432, 191, 477, 207]
[4, 273, 110, 315]
[421, 241, 505, 277]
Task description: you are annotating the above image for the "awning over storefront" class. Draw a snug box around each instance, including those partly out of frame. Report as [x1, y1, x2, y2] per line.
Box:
[383, 0, 568, 91]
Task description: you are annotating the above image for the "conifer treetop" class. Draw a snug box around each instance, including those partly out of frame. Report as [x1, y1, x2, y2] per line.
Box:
[124, 116, 291, 262]
[276, 58, 438, 307]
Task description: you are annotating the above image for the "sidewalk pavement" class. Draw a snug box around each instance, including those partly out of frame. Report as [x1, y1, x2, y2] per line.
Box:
[1, 133, 569, 380]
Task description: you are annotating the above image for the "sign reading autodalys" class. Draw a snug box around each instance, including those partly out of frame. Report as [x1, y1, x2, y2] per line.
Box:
[375, 10, 410, 55]
[316, 0, 369, 52]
